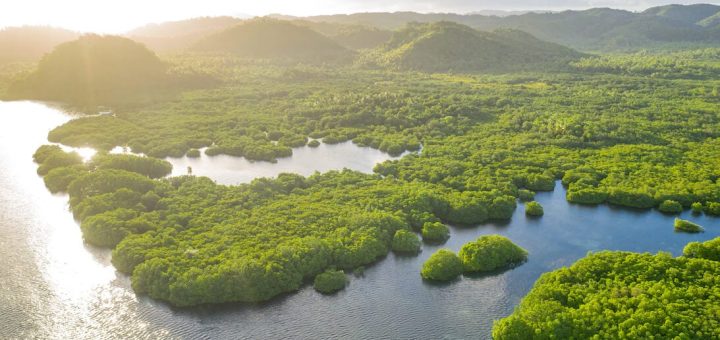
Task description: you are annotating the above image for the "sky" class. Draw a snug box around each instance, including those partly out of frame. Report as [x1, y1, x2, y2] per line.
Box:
[0, 0, 717, 33]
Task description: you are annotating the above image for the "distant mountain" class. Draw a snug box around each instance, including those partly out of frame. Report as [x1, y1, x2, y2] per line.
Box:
[191, 18, 354, 62]
[643, 4, 720, 25]
[127, 17, 244, 52]
[330, 25, 392, 50]
[290, 5, 720, 51]
[0, 26, 78, 64]
[258, 18, 392, 50]
[469, 10, 552, 17]
[8, 35, 171, 105]
[365, 21, 585, 73]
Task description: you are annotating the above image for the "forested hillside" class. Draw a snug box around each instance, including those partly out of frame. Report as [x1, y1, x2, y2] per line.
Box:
[123, 4, 720, 55]
[363, 21, 584, 73]
[191, 18, 354, 63]
[7, 35, 214, 106]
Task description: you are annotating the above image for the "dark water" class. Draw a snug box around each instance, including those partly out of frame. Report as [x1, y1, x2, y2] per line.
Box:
[1, 101, 718, 340]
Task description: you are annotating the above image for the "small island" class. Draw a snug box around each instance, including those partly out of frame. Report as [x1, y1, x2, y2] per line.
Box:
[674, 218, 704, 233]
[458, 235, 528, 273]
[420, 249, 463, 281]
[421, 235, 528, 281]
[525, 201, 544, 217]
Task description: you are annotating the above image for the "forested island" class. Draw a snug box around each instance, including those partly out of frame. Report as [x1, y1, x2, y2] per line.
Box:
[3, 4, 720, 338]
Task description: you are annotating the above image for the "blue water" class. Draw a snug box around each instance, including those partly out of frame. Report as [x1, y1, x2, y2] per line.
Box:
[2, 101, 718, 339]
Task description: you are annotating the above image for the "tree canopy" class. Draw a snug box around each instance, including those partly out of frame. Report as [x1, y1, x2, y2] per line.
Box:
[458, 235, 528, 273]
[493, 248, 720, 339]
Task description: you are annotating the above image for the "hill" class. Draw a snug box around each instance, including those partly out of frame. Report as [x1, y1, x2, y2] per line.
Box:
[191, 18, 353, 62]
[8, 35, 172, 106]
[127, 16, 244, 52]
[643, 4, 720, 25]
[290, 5, 720, 51]
[329, 25, 392, 50]
[285, 20, 392, 50]
[367, 22, 584, 73]
[0, 26, 78, 64]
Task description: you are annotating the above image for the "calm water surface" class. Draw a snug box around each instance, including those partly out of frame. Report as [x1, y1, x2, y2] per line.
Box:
[1, 101, 718, 339]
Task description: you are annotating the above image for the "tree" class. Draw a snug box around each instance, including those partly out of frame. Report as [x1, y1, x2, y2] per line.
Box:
[458, 235, 527, 273]
[421, 222, 449, 242]
[691, 202, 704, 214]
[683, 237, 720, 261]
[518, 189, 535, 202]
[421, 249, 463, 281]
[392, 229, 421, 254]
[658, 200, 682, 214]
[525, 202, 544, 216]
[313, 269, 347, 294]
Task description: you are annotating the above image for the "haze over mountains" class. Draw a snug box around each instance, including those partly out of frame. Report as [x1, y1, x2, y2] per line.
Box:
[190, 18, 354, 62]
[0, 3, 719, 68]
[282, 4, 720, 50]
[0, 27, 78, 63]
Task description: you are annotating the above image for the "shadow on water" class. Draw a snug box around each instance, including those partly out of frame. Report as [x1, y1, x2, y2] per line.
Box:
[461, 261, 526, 281]
[421, 277, 463, 288]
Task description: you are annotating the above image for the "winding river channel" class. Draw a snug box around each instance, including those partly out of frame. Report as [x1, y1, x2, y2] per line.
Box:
[1, 101, 718, 339]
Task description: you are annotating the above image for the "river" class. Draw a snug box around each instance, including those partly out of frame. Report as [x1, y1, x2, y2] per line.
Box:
[1, 101, 718, 339]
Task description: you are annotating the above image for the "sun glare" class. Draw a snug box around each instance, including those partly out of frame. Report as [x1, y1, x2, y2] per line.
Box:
[0, 0, 693, 33]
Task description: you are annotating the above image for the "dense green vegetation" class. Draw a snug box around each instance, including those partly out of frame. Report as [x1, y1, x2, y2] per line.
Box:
[421, 222, 449, 242]
[90, 153, 172, 179]
[524, 202, 544, 216]
[658, 199, 683, 213]
[391, 229, 421, 254]
[674, 218, 704, 233]
[17, 15, 720, 318]
[684, 237, 720, 261]
[421, 235, 527, 283]
[458, 235, 527, 273]
[493, 247, 720, 339]
[34, 145, 172, 196]
[313, 269, 347, 294]
[36, 145, 531, 305]
[517, 189, 535, 202]
[420, 249, 463, 281]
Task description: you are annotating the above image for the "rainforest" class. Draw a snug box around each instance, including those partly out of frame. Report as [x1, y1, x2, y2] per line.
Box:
[2, 3, 720, 339]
